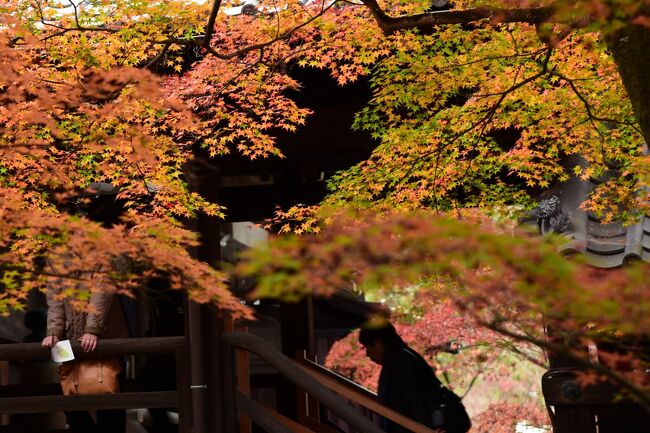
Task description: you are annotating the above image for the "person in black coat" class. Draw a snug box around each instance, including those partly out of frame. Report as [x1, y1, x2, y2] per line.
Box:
[359, 323, 470, 433]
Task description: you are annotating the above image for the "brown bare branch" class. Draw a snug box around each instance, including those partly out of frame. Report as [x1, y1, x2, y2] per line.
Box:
[359, 0, 557, 34]
[203, 0, 223, 47]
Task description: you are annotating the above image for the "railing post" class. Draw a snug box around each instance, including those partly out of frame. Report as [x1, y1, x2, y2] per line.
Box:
[187, 300, 208, 433]
[221, 336, 237, 433]
[223, 332, 386, 433]
[176, 346, 192, 433]
[279, 297, 315, 421]
[235, 325, 251, 433]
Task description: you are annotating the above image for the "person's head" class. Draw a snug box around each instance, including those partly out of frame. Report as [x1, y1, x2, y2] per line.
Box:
[358, 322, 404, 365]
[24, 309, 47, 332]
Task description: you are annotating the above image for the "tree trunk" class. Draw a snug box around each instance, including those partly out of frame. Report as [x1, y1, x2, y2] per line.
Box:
[608, 22, 650, 142]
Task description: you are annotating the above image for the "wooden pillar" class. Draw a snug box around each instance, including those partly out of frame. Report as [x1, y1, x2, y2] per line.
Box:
[277, 296, 315, 420]
[185, 154, 230, 433]
[185, 290, 231, 433]
[0, 361, 8, 425]
[186, 300, 208, 433]
[175, 343, 193, 433]
[235, 325, 252, 433]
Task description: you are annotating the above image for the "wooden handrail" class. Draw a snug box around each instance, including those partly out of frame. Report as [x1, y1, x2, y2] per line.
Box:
[298, 360, 437, 433]
[0, 337, 185, 361]
[0, 335, 189, 431]
[300, 358, 378, 401]
[0, 391, 177, 414]
[222, 332, 385, 433]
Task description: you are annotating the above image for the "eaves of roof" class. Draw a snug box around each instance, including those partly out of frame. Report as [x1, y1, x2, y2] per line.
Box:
[529, 155, 650, 269]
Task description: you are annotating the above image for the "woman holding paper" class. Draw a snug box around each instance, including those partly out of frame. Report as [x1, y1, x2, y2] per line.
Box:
[41, 286, 119, 352]
[41, 274, 129, 433]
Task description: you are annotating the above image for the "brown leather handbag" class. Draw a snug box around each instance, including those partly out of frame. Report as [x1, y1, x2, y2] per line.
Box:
[59, 358, 122, 395]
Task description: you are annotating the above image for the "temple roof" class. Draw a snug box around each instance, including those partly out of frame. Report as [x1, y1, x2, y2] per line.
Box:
[527, 155, 650, 268]
[560, 213, 650, 268]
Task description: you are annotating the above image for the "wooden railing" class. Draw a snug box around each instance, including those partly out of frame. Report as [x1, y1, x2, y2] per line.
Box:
[298, 359, 437, 433]
[221, 331, 443, 433]
[221, 331, 385, 433]
[0, 337, 191, 433]
[542, 368, 650, 433]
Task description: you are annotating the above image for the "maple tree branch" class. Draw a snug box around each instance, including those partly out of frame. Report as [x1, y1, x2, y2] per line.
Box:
[439, 48, 547, 72]
[33, 0, 119, 42]
[359, 0, 556, 34]
[500, 342, 548, 370]
[0, 262, 113, 283]
[211, 51, 266, 98]
[145, 42, 172, 70]
[458, 350, 503, 399]
[478, 317, 650, 409]
[203, 0, 223, 47]
[451, 49, 553, 186]
[204, 2, 336, 60]
[273, 2, 283, 40]
[128, 134, 155, 197]
[549, 70, 646, 139]
[303, 0, 336, 19]
[39, 23, 119, 41]
[414, 48, 553, 210]
[460, 368, 485, 399]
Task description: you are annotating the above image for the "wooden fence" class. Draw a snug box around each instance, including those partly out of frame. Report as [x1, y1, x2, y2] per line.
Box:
[0, 337, 191, 433]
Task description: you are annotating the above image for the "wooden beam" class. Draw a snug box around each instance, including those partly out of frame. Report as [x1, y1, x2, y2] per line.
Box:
[0, 383, 61, 398]
[0, 337, 185, 362]
[0, 391, 177, 414]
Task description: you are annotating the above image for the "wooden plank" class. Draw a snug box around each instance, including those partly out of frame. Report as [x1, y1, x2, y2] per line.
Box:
[0, 383, 61, 398]
[0, 391, 177, 414]
[296, 363, 436, 433]
[0, 428, 69, 433]
[0, 337, 185, 362]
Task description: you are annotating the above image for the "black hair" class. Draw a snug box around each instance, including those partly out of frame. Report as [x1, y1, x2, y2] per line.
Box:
[359, 322, 404, 348]
[59, 183, 124, 227]
[24, 309, 47, 331]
